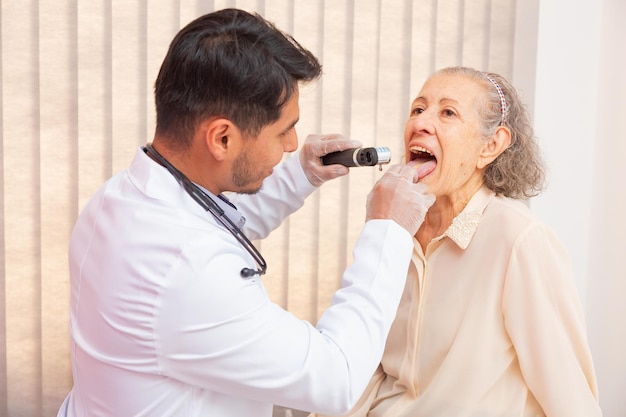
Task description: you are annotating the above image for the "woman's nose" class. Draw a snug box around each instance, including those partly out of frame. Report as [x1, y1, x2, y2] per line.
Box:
[407, 111, 434, 134]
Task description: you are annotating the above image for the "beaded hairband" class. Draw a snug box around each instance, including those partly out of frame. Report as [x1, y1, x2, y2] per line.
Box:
[484, 73, 507, 126]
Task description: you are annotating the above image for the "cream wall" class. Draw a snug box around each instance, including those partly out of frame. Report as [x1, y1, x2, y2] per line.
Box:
[531, 0, 626, 415]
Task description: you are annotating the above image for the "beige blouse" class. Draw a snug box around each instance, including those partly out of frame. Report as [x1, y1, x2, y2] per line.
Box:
[318, 186, 601, 417]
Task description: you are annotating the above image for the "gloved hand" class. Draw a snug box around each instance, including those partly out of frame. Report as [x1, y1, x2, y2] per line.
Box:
[299, 134, 362, 187]
[366, 164, 435, 236]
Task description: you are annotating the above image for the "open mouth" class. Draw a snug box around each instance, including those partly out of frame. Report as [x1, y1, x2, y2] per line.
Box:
[408, 146, 437, 179]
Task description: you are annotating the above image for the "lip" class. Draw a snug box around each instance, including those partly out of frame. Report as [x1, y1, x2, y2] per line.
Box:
[407, 141, 435, 159]
[407, 142, 437, 179]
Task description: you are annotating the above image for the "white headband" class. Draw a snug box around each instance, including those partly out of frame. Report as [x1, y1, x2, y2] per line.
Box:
[484, 73, 507, 126]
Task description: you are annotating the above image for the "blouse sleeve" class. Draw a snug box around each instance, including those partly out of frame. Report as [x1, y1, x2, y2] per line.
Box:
[502, 222, 602, 417]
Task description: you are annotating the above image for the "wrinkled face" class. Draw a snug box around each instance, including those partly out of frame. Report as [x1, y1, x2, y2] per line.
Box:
[231, 88, 300, 194]
[404, 73, 487, 201]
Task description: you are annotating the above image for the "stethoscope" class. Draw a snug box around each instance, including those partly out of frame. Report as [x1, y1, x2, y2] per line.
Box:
[143, 143, 267, 279]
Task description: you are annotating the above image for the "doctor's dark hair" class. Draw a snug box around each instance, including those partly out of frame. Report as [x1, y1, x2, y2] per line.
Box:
[154, 8, 322, 148]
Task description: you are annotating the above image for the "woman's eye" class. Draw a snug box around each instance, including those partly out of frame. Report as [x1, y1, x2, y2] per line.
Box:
[411, 107, 424, 116]
[442, 109, 456, 117]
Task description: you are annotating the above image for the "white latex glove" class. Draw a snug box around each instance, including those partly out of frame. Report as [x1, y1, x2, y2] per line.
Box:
[299, 134, 363, 187]
[366, 164, 435, 236]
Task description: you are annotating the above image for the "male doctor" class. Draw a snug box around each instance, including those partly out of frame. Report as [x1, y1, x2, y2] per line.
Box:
[57, 8, 435, 417]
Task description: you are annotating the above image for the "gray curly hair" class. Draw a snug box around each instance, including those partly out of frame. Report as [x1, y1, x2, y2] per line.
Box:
[435, 66, 545, 199]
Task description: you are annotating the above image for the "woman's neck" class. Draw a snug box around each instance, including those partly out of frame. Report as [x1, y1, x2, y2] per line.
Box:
[416, 183, 482, 251]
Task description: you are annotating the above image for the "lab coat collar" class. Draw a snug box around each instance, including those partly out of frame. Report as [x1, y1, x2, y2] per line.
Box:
[129, 147, 245, 228]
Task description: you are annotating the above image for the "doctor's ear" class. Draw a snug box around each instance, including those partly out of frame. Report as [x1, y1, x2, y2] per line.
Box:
[203, 118, 235, 161]
[477, 126, 511, 169]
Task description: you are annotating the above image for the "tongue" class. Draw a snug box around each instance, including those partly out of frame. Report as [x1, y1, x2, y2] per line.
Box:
[408, 159, 437, 180]
[417, 160, 437, 179]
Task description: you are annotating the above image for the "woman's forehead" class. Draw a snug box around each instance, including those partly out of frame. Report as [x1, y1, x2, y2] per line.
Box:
[415, 73, 484, 104]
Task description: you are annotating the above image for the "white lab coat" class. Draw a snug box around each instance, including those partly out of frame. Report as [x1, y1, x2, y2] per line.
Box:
[57, 148, 414, 417]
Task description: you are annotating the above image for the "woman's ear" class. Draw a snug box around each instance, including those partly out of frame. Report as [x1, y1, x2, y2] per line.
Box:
[477, 126, 511, 169]
[201, 118, 238, 162]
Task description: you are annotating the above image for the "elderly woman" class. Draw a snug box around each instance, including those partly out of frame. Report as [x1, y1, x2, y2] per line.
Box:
[314, 66, 601, 417]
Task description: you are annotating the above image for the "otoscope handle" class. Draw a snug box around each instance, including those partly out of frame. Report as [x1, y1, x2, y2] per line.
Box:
[321, 147, 391, 167]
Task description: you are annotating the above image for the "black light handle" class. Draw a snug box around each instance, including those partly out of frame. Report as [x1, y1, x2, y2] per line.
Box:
[321, 147, 391, 167]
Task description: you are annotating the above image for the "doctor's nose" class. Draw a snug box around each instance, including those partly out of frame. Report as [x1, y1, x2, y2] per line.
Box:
[283, 130, 298, 153]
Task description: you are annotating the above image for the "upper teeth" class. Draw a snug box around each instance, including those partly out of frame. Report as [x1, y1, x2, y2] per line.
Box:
[410, 146, 433, 156]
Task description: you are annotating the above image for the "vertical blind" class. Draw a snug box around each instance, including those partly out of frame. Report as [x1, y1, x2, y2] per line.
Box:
[0, 0, 519, 415]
